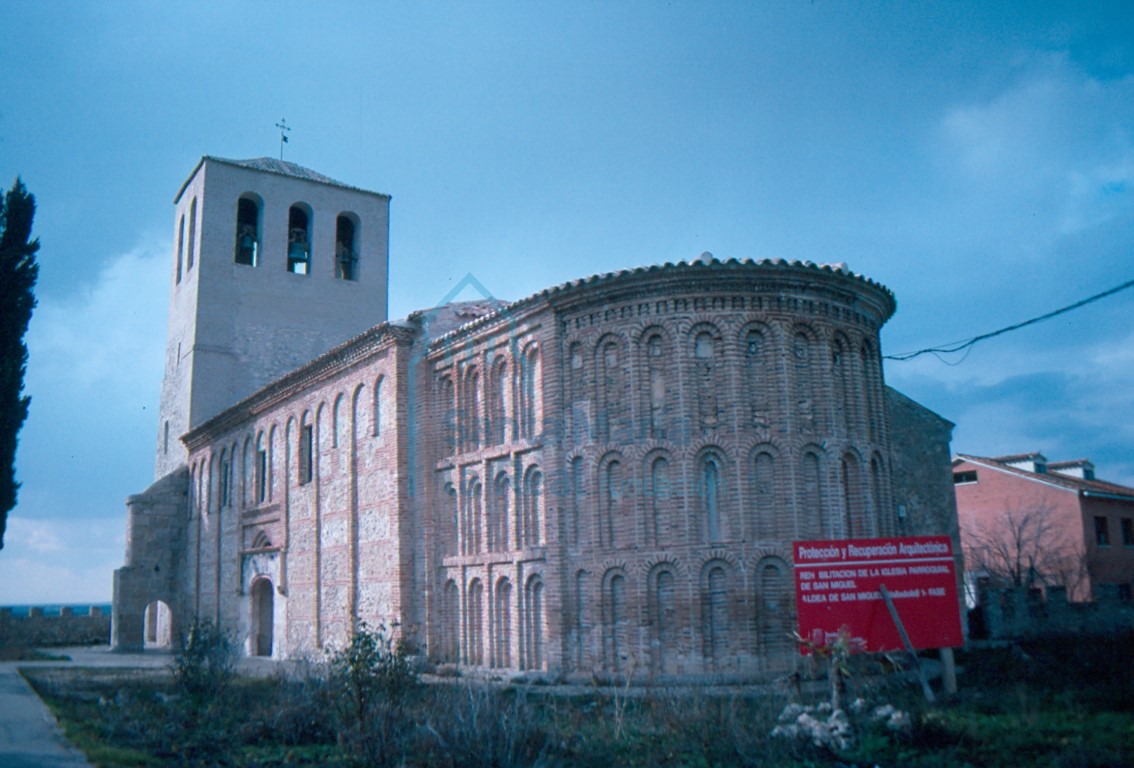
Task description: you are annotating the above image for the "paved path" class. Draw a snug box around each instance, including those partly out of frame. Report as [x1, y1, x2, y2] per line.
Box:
[0, 644, 297, 766]
[0, 646, 175, 767]
[0, 662, 93, 768]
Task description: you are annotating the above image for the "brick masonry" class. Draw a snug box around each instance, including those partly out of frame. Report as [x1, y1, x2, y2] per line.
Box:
[114, 161, 961, 682]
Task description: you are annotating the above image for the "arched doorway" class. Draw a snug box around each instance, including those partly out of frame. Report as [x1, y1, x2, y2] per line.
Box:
[251, 579, 274, 657]
[143, 600, 172, 649]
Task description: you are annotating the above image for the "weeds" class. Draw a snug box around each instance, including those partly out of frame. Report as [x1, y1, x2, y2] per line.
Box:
[22, 633, 1134, 768]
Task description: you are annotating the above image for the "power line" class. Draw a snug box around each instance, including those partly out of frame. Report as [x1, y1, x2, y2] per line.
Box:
[884, 276, 1134, 362]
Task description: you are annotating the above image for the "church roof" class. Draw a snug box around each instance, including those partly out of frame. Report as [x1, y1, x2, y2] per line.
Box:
[175, 156, 390, 202]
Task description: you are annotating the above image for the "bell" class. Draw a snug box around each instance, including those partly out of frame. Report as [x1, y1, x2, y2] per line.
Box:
[288, 241, 307, 260]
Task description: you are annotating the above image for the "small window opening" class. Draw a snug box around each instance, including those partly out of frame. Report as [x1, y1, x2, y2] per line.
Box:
[219, 455, 230, 508]
[953, 470, 978, 485]
[694, 332, 714, 359]
[1094, 516, 1110, 546]
[298, 423, 313, 484]
[256, 443, 268, 504]
[287, 206, 310, 275]
[235, 198, 260, 266]
[187, 198, 197, 270]
[336, 215, 357, 281]
[175, 214, 185, 283]
[1121, 517, 1133, 547]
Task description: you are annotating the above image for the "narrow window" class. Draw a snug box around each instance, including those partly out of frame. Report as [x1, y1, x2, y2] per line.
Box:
[298, 423, 313, 485]
[255, 438, 268, 504]
[287, 206, 311, 274]
[235, 197, 260, 266]
[373, 377, 383, 437]
[649, 456, 670, 546]
[187, 198, 197, 270]
[175, 214, 185, 283]
[336, 215, 357, 280]
[952, 470, 978, 484]
[218, 451, 230, 508]
[441, 377, 456, 454]
[1122, 518, 1134, 547]
[1095, 516, 1110, 546]
[702, 455, 722, 542]
[643, 332, 667, 438]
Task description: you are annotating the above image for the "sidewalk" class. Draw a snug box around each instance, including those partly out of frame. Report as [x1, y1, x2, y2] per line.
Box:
[0, 662, 93, 768]
[0, 645, 172, 767]
[0, 644, 302, 766]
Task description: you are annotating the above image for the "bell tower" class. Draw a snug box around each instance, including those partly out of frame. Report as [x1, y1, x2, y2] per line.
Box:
[154, 156, 390, 479]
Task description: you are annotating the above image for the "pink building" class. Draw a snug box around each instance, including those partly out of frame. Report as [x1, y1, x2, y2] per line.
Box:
[953, 452, 1134, 603]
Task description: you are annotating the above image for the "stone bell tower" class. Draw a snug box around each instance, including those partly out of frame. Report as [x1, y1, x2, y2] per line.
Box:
[154, 156, 390, 479]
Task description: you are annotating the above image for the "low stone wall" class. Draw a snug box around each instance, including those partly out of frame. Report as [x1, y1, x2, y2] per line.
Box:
[0, 607, 112, 647]
[973, 584, 1134, 640]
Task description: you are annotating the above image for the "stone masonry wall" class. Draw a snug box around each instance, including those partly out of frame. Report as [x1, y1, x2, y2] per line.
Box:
[0, 608, 111, 647]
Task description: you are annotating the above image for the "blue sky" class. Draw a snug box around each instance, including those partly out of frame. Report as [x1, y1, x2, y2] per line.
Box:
[1, 1, 1132, 603]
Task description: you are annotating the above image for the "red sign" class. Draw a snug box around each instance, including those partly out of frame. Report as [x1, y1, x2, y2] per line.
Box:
[793, 536, 963, 653]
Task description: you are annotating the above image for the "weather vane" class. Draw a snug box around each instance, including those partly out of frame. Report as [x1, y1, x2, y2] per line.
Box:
[275, 119, 291, 160]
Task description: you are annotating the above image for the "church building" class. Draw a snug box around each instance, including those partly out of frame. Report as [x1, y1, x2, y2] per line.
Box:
[112, 157, 960, 680]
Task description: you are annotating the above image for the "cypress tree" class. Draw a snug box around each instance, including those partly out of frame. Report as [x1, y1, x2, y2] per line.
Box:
[0, 178, 40, 550]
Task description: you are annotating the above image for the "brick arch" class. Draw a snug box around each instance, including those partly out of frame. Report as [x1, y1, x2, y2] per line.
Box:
[593, 331, 630, 444]
[596, 451, 629, 550]
[753, 555, 795, 666]
[600, 565, 634, 674]
[641, 448, 678, 547]
[698, 557, 739, 673]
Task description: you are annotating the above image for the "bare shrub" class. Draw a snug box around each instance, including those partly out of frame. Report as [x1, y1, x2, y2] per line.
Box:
[420, 682, 552, 768]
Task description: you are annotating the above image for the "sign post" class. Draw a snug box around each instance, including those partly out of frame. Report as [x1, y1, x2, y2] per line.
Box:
[793, 536, 964, 654]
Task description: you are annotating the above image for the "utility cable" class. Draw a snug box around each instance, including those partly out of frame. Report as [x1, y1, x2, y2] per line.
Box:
[884, 276, 1134, 362]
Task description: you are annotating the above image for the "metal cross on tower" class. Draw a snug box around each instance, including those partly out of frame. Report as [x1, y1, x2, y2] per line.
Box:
[275, 119, 291, 160]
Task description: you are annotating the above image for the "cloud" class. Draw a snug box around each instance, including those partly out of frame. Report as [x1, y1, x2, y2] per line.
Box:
[28, 241, 168, 407]
[934, 51, 1134, 254]
[4, 242, 168, 604]
[0, 515, 123, 604]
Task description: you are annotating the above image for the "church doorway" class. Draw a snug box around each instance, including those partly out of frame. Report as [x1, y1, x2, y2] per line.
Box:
[143, 600, 172, 649]
[251, 578, 274, 657]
